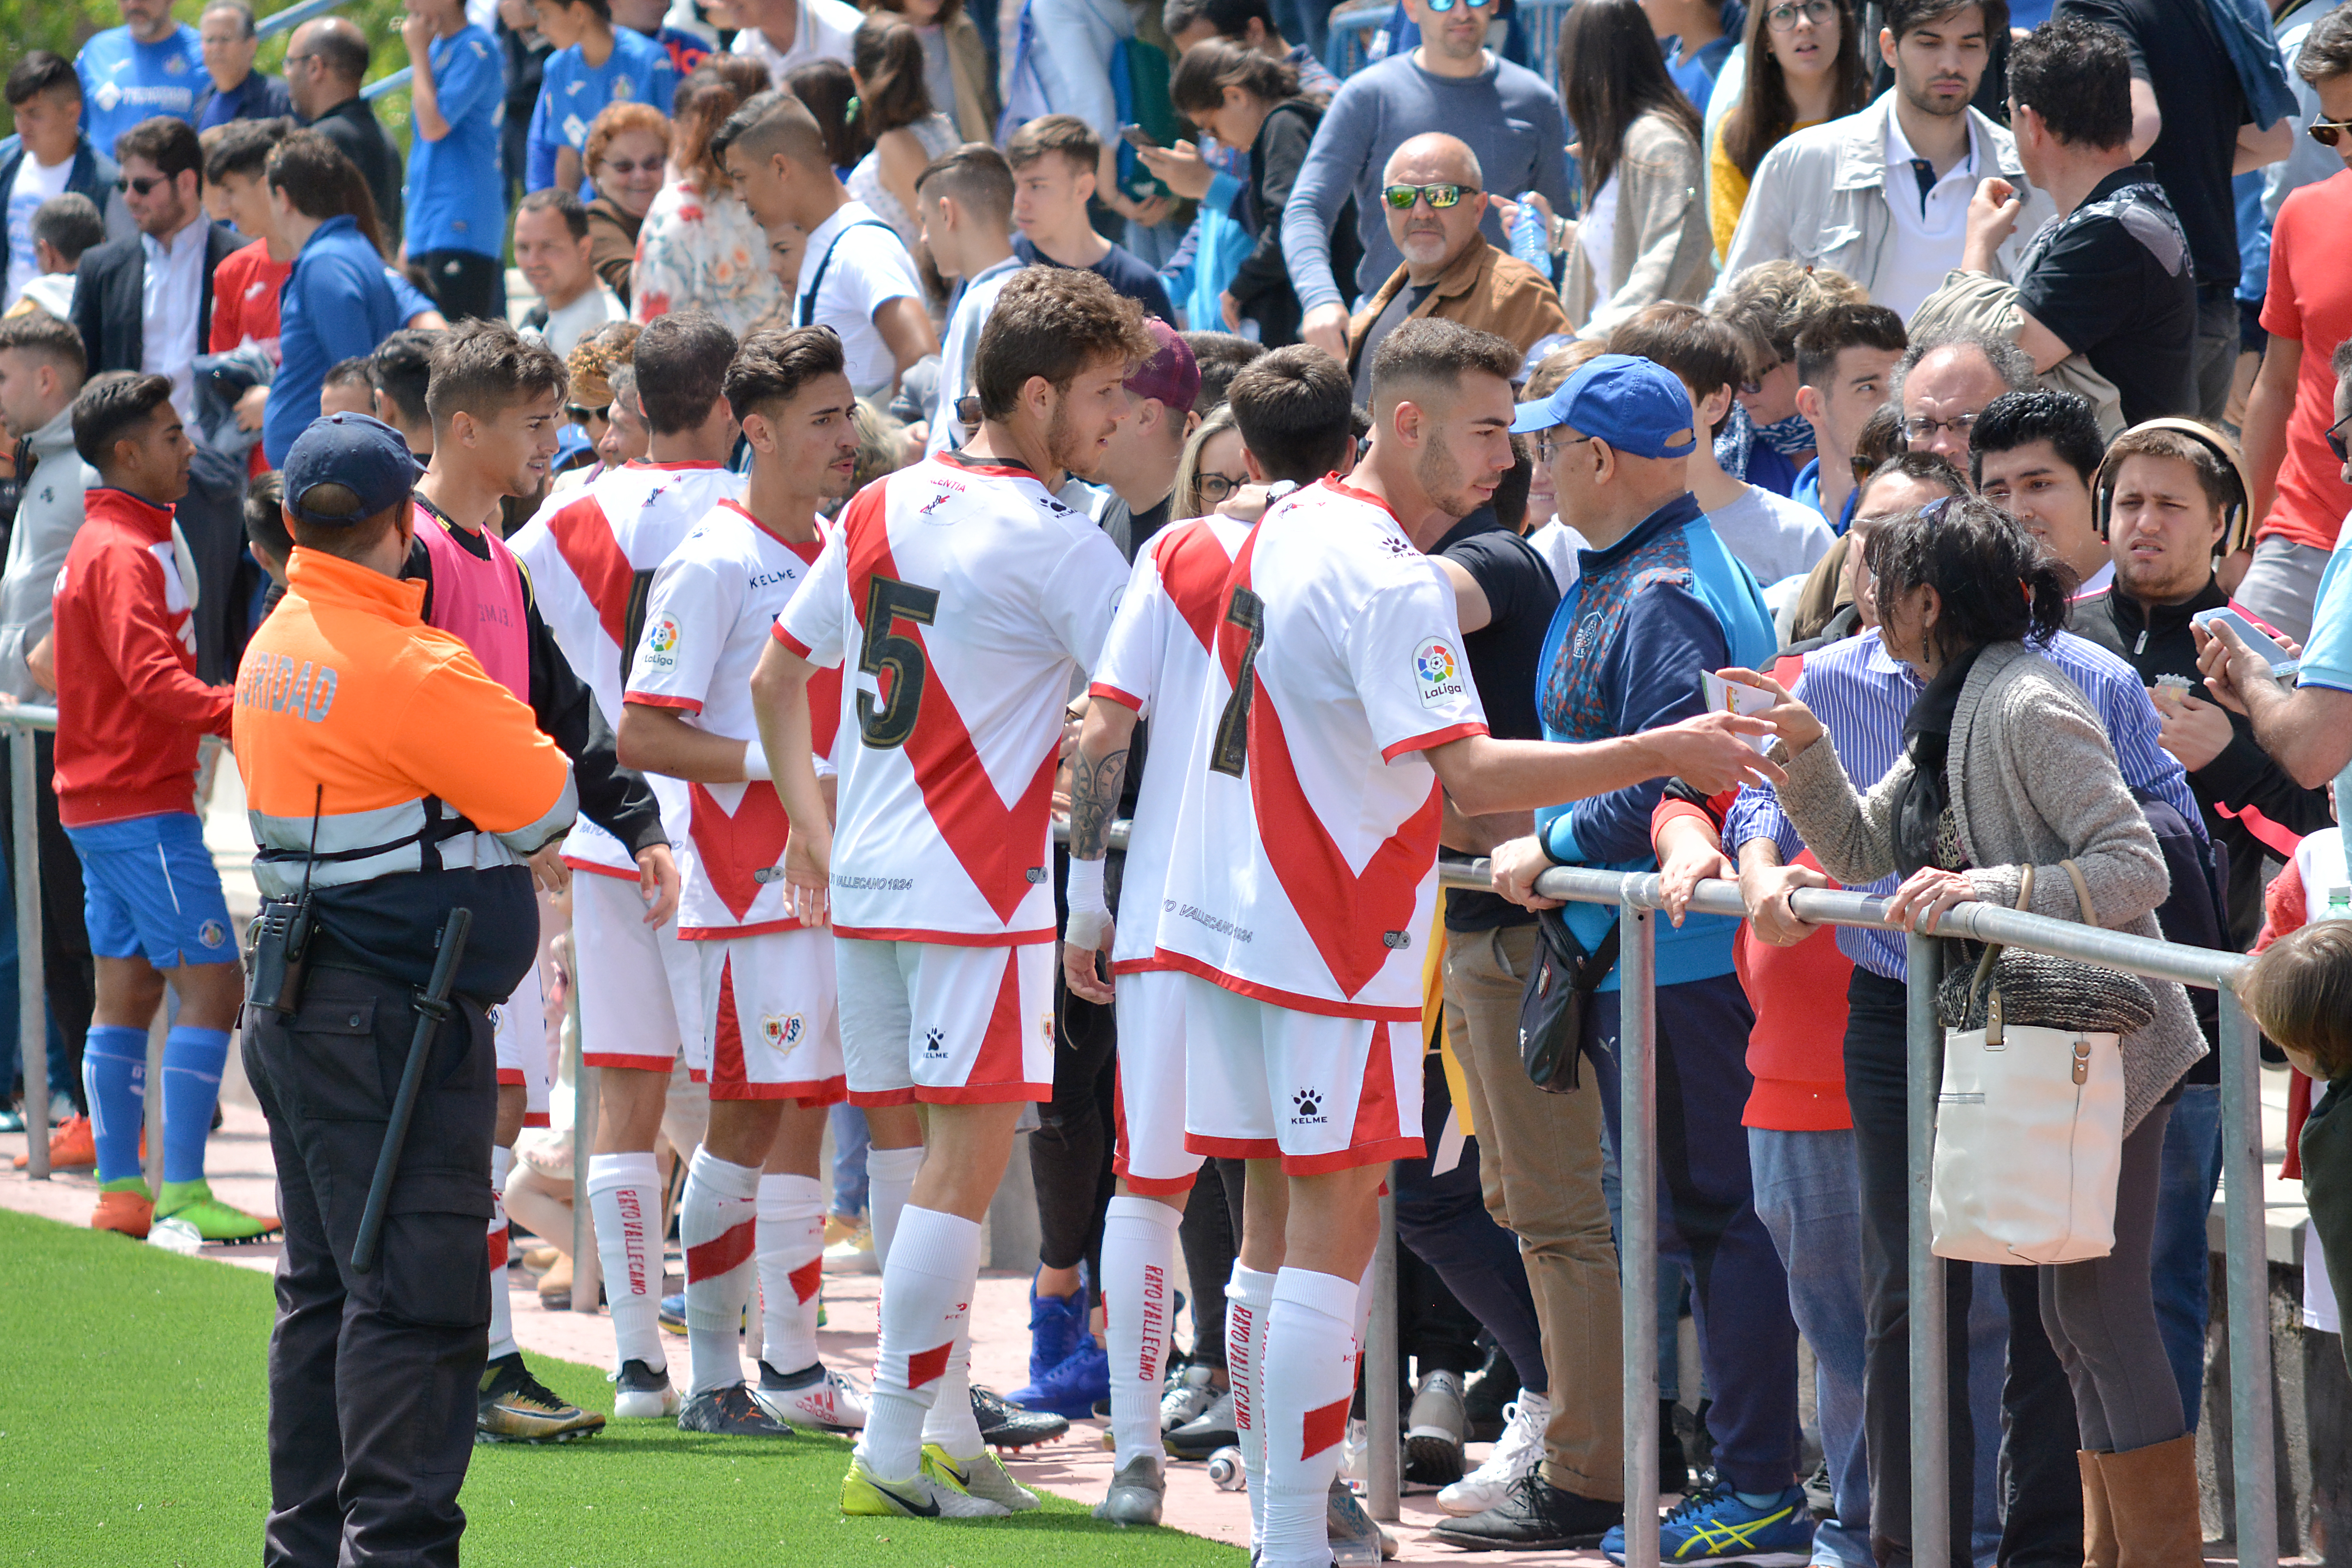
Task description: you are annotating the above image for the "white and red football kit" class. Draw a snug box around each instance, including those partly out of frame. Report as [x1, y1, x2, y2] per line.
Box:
[1086, 513, 1249, 1193]
[773, 450, 1127, 1105]
[625, 501, 845, 1104]
[511, 462, 745, 1073]
[1151, 477, 1486, 1174]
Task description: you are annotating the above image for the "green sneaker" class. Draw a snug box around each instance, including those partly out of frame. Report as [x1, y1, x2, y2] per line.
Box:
[155, 1178, 280, 1243]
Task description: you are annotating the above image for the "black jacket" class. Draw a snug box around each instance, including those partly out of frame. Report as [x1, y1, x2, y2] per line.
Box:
[69, 219, 243, 383]
[307, 95, 405, 247]
[2069, 577, 2331, 946]
[1226, 99, 1357, 349]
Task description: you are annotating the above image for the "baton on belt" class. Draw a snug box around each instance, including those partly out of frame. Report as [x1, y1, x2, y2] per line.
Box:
[352, 907, 473, 1273]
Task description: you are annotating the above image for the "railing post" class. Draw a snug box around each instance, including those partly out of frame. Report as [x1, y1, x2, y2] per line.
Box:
[1905, 930, 1949, 1568]
[1618, 892, 1660, 1568]
[568, 938, 601, 1316]
[2218, 986, 2277, 1567]
[1365, 1183, 1401, 1521]
[13, 726, 45, 1179]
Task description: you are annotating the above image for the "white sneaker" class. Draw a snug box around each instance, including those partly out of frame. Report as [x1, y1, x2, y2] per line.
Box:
[1436, 1391, 1550, 1517]
[610, 1358, 680, 1419]
[1160, 1363, 1218, 1432]
[754, 1361, 870, 1431]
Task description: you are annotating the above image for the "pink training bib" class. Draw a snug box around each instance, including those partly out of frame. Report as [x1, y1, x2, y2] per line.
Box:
[417, 502, 531, 701]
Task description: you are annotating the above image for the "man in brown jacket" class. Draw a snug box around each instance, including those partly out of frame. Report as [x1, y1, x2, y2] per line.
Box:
[1345, 133, 1568, 398]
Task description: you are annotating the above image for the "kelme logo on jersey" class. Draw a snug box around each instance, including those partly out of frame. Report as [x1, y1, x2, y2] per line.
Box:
[763, 1013, 804, 1048]
[1413, 637, 1465, 710]
[1290, 1088, 1327, 1125]
[642, 614, 681, 672]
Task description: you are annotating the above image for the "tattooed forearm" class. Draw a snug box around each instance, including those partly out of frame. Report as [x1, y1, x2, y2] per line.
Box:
[1068, 744, 1129, 862]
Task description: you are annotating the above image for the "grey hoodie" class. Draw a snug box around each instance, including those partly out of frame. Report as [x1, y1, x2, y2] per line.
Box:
[0, 404, 98, 701]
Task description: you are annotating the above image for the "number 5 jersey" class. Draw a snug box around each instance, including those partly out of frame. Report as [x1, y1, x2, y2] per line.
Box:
[772, 451, 1129, 944]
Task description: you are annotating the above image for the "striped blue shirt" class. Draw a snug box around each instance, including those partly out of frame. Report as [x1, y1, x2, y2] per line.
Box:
[1723, 627, 2201, 980]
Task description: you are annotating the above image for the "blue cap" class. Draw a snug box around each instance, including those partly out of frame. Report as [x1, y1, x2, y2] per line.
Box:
[1508, 353, 1698, 459]
[281, 412, 418, 526]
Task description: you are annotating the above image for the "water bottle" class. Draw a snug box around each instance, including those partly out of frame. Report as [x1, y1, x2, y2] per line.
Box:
[1207, 1445, 1246, 1490]
[1509, 192, 1548, 268]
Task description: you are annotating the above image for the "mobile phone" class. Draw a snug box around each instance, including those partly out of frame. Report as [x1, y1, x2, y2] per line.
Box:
[1119, 123, 1161, 151]
[2191, 606, 2299, 677]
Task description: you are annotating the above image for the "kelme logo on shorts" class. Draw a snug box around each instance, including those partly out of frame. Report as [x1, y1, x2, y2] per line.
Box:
[923, 1027, 947, 1058]
[1413, 637, 1465, 709]
[1291, 1088, 1327, 1125]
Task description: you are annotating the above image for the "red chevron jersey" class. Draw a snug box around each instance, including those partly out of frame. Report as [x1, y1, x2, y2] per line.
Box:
[1086, 513, 1249, 972]
[509, 461, 744, 878]
[1149, 477, 1488, 1021]
[624, 500, 841, 937]
[772, 451, 1128, 943]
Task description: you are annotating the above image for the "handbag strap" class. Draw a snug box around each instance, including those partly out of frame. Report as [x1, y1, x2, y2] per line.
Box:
[2058, 857, 2097, 927]
[1968, 863, 2034, 1044]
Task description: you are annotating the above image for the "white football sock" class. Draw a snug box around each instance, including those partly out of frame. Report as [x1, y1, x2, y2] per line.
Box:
[865, 1144, 923, 1266]
[919, 1321, 986, 1459]
[856, 1204, 980, 1482]
[1103, 1194, 1184, 1470]
[486, 1145, 518, 1363]
[1228, 1263, 1278, 1551]
[1260, 1267, 1360, 1568]
[680, 1146, 760, 1396]
[588, 1152, 665, 1376]
[757, 1172, 826, 1375]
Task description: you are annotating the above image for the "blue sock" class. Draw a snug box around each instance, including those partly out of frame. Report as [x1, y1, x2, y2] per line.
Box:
[81, 1025, 149, 1183]
[1734, 1488, 1791, 1510]
[161, 1025, 230, 1184]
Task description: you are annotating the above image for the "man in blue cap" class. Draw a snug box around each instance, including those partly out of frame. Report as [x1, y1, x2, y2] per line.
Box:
[233, 410, 581, 1568]
[1488, 353, 1812, 1564]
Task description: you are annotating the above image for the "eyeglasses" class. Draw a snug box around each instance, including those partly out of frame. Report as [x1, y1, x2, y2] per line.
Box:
[1198, 471, 1251, 504]
[2327, 410, 2352, 464]
[115, 174, 169, 196]
[1764, 0, 1835, 29]
[282, 50, 316, 67]
[1533, 430, 1598, 462]
[954, 393, 982, 428]
[1381, 182, 1479, 210]
[2310, 117, 2352, 147]
[1901, 411, 1978, 440]
[596, 156, 662, 176]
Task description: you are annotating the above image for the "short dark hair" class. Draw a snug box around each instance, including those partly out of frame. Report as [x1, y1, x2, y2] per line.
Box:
[1163, 0, 1274, 38]
[2298, 3, 2352, 83]
[1226, 344, 1352, 485]
[114, 116, 201, 181]
[1886, 0, 2006, 45]
[915, 142, 1014, 224]
[2237, 921, 2352, 1081]
[303, 18, 373, 84]
[1170, 38, 1303, 119]
[973, 267, 1157, 422]
[1967, 387, 2107, 488]
[1795, 303, 1907, 389]
[0, 309, 86, 381]
[322, 356, 376, 392]
[243, 471, 292, 562]
[425, 318, 570, 430]
[1607, 304, 1749, 438]
[203, 115, 288, 184]
[1493, 434, 1533, 532]
[2007, 18, 2132, 151]
[203, 0, 258, 37]
[712, 87, 830, 175]
[517, 186, 591, 243]
[1181, 330, 1266, 415]
[2100, 422, 2240, 518]
[634, 311, 739, 434]
[30, 194, 105, 268]
[72, 371, 175, 469]
[5, 51, 78, 109]
[1857, 449, 1969, 513]
[266, 129, 390, 258]
[288, 500, 408, 561]
[1004, 113, 1101, 175]
[370, 329, 440, 428]
[724, 325, 849, 421]
[1869, 496, 2075, 656]
[1369, 318, 1520, 411]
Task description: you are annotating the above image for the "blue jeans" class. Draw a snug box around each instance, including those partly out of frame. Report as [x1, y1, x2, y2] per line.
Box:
[2150, 1082, 2221, 1433]
[829, 1102, 871, 1219]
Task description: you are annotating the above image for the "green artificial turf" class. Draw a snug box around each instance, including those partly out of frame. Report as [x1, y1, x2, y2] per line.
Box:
[0, 1207, 1242, 1567]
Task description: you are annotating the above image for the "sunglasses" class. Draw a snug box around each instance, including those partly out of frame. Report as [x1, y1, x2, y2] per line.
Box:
[2311, 117, 2352, 147]
[2328, 410, 2352, 464]
[1423, 0, 1495, 12]
[954, 392, 983, 428]
[566, 402, 610, 425]
[1382, 182, 1478, 210]
[115, 174, 170, 196]
[596, 156, 663, 176]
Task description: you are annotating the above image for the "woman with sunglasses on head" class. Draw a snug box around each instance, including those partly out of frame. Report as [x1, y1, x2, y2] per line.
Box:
[1555, 0, 1714, 341]
[582, 101, 672, 310]
[1708, 0, 1870, 259]
[846, 15, 960, 253]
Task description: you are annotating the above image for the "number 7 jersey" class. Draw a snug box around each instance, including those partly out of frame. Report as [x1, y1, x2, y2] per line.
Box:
[773, 451, 1129, 943]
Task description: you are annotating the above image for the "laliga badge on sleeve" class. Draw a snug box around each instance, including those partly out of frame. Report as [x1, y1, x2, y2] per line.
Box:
[1413, 637, 1466, 709]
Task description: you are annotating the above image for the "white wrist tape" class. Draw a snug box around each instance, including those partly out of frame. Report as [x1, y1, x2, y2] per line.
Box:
[1065, 855, 1111, 949]
[743, 742, 773, 782]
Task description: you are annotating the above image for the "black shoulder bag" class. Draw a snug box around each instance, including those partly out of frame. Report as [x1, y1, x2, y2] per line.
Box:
[1518, 908, 1620, 1093]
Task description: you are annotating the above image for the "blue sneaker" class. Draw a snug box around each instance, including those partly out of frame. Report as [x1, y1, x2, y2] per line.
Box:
[1005, 1338, 1110, 1418]
[1601, 1483, 1814, 1565]
[1016, 1271, 1090, 1387]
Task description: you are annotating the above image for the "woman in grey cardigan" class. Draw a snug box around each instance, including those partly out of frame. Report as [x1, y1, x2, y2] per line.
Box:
[1732, 499, 2206, 1566]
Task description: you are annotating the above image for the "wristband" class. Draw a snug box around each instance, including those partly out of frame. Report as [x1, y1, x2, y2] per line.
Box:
[1066, 853, 1109, 915]
[743, 742, 773, 782]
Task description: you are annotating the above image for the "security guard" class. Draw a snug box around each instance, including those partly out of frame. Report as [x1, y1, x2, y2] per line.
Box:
[232, 413, 577, 1568]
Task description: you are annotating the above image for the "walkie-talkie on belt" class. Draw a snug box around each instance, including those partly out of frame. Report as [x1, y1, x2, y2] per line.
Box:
[247, 785, 323, 1017]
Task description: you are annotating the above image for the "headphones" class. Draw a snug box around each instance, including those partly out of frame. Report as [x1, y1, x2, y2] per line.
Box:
[2091, 417, 2255, 557]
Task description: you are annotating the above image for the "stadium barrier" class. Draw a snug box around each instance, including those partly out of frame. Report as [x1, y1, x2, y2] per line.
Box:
[8, 707, 55, 1182]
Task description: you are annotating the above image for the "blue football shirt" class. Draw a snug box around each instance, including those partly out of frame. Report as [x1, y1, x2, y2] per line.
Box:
[77, 24, 205, 155]
[526, 27, 677, 191]
[404, 24, 507, 259]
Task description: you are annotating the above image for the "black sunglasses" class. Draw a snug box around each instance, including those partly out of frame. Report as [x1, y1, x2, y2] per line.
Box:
[115, 174, 170, 196]
[2329, 410, 2352, 464]
[566, 402, 610, 424]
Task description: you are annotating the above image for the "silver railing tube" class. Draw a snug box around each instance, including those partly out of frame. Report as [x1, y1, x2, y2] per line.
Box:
[1616, 891, 1662, 1568]
[6, 707, 58, 1179]
[2219, 986, 2277, 1568]
[1365, 1187, 1401, 1521]
[1906, 931, 1948, 1565]
[569, 946, 603, 1316]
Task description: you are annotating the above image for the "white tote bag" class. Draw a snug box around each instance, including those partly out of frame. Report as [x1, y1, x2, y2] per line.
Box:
[1929, 865, 2129, 1266]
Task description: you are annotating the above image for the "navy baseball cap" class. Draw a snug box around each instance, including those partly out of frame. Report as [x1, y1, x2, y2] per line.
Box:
[1508, 353, 1698, 459]
[282, 413, 418, 526]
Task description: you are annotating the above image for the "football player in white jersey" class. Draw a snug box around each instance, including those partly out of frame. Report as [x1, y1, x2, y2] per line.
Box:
[507, 311, 759, 1418]
[1114, 319, 1784, 1568]
[752, 268, 1157, 1520]
[619, 326, 878, 1437]
[1062, 345, 1360, 1528]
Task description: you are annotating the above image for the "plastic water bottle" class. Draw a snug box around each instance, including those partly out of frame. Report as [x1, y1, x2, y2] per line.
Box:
[1509, 192, 1548, 268]
[1206, 1446, 1246, 1490]
[148, 1215, 203, 1254]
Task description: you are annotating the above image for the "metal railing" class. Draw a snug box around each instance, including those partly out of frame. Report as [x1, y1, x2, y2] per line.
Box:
[9, 707, 57, 1182]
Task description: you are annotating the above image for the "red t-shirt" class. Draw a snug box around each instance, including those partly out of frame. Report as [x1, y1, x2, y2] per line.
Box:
[2257, 169, 2352, 551]
[1732, 849, 1855, 1132]
[209, 238, 291, 357]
